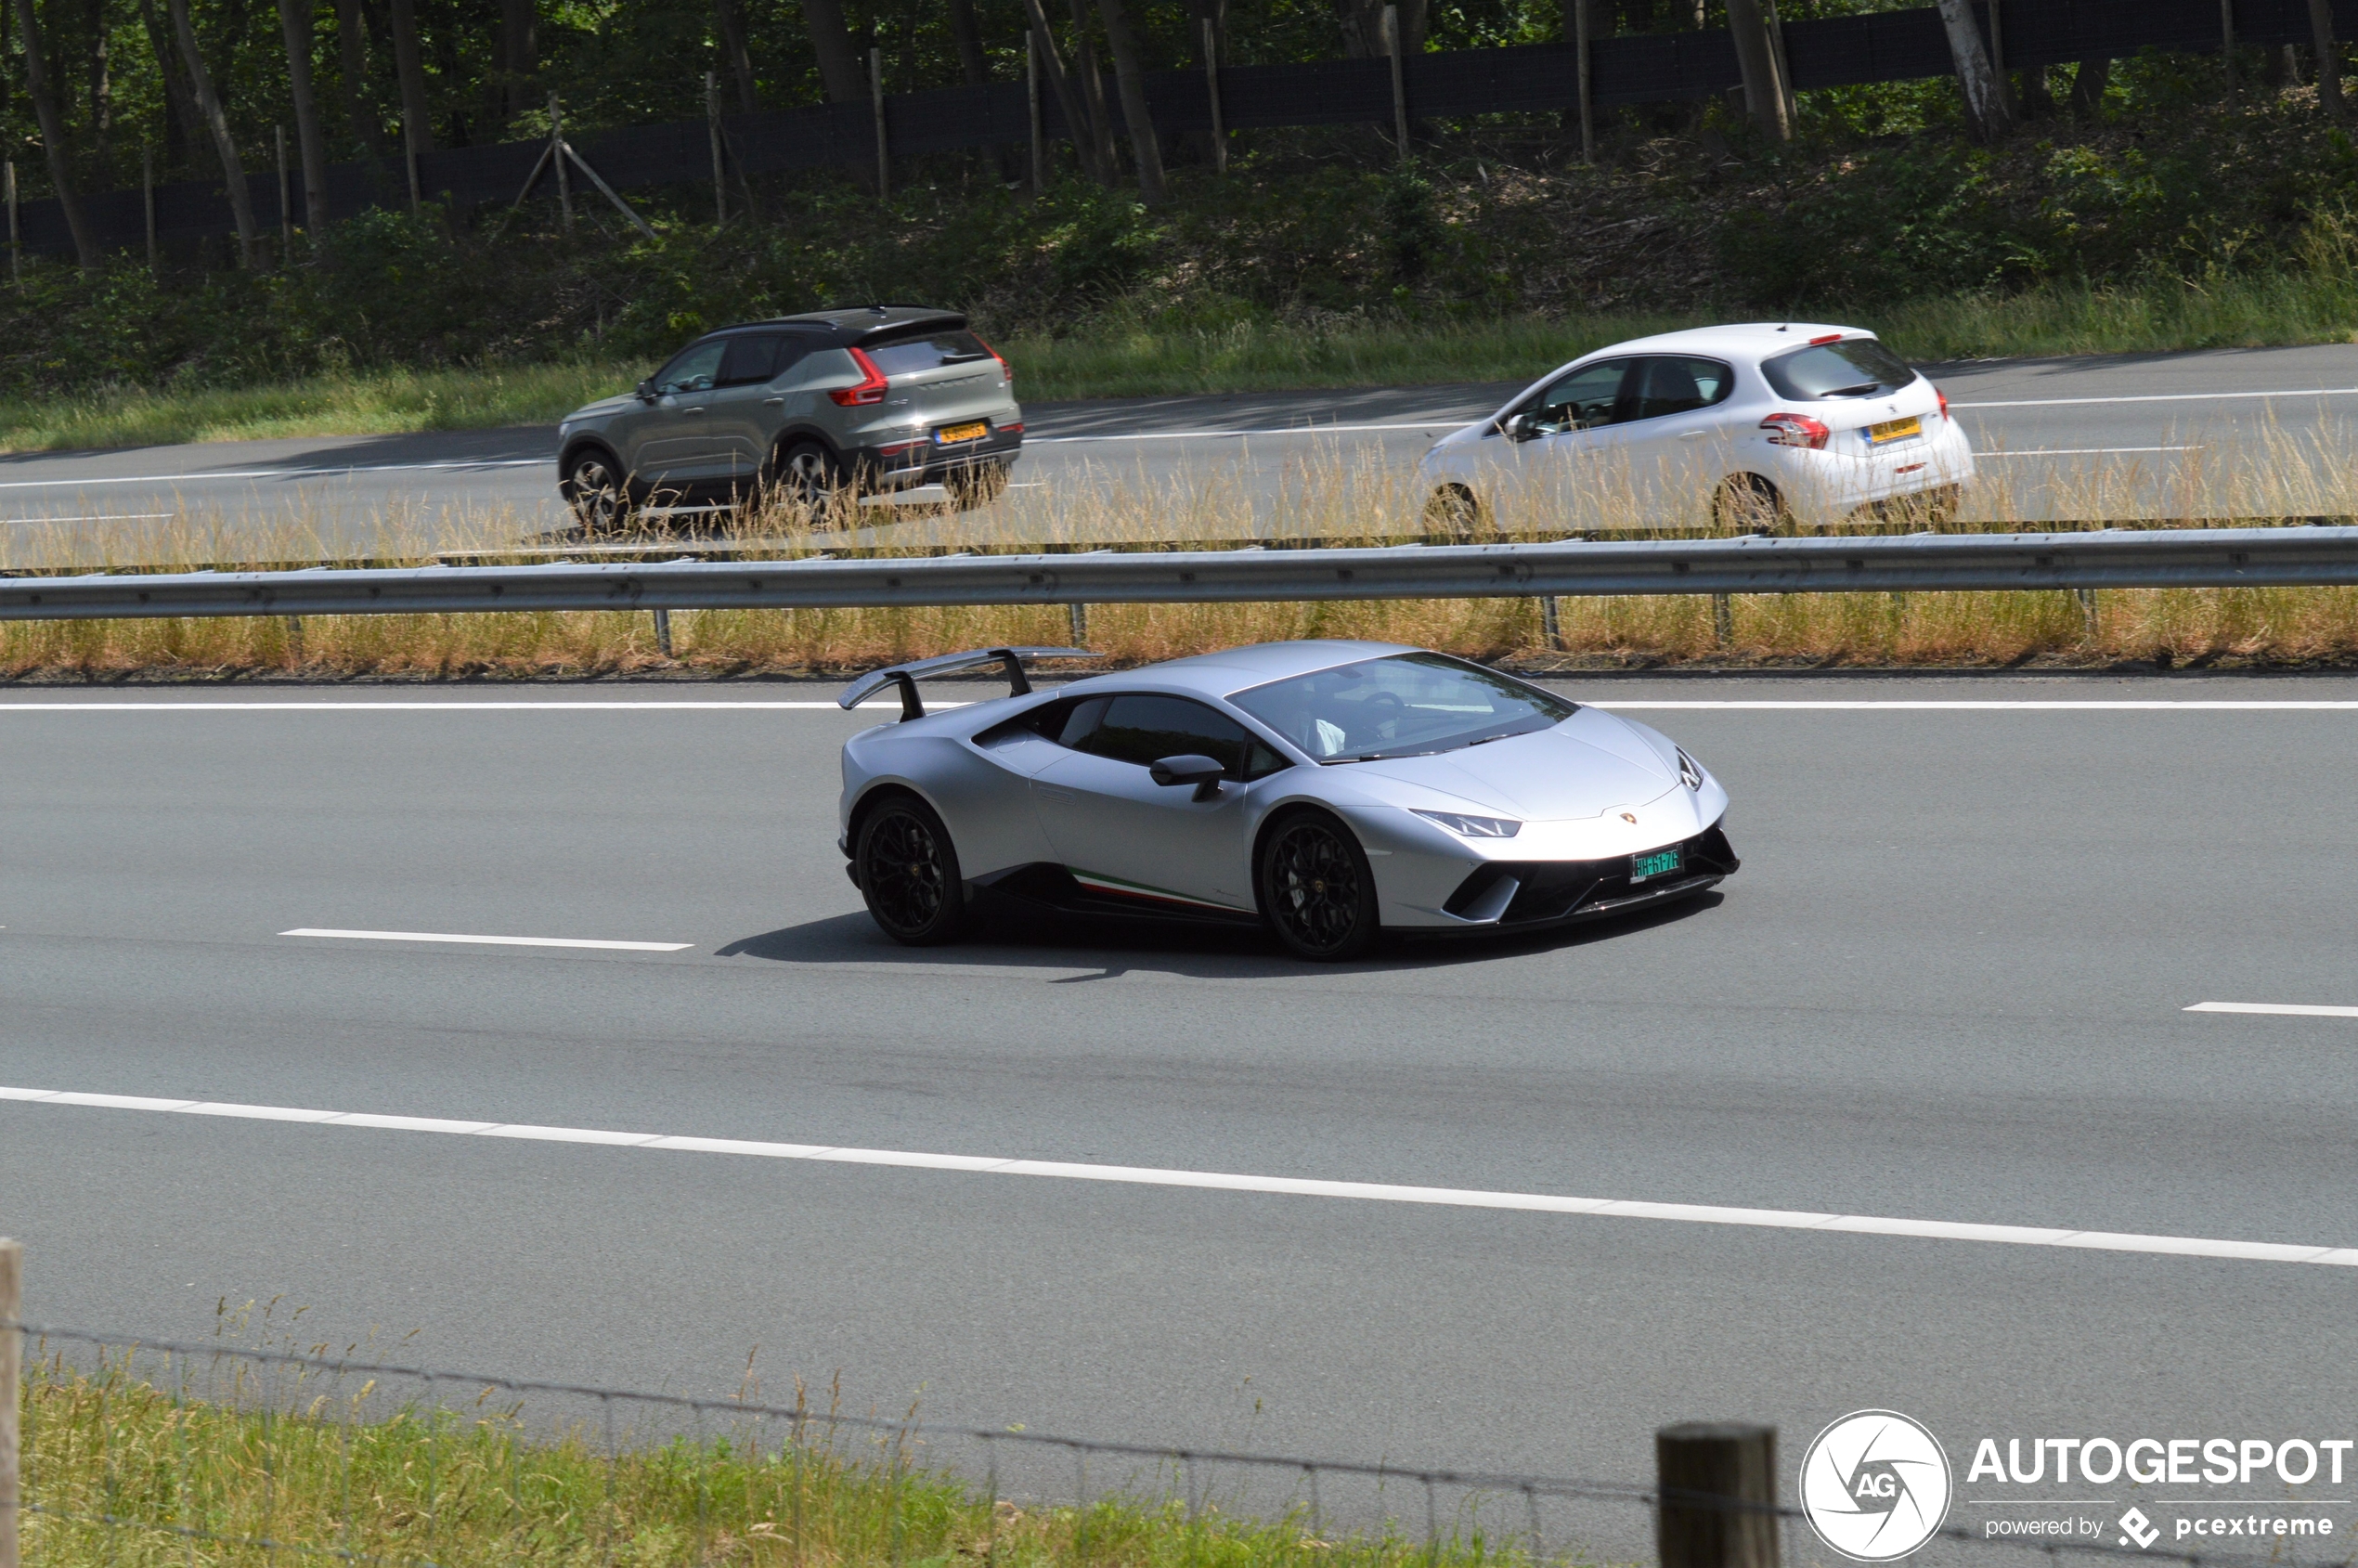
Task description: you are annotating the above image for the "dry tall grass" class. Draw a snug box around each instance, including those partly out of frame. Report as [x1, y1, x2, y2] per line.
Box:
[7, 420, 2358, 680]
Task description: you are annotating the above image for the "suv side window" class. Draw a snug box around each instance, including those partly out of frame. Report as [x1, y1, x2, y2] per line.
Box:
[652, 340, 726, 395]
[1619, 356, 1735, 422]
[1523, 358, 1631, 435]
[717, 334, 788, 387]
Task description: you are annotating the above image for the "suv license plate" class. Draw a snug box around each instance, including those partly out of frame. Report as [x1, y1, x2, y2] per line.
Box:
[1630, 847, 1683, 883]
[1867, 416, 1922, 446]
[935, 421, 990, 445]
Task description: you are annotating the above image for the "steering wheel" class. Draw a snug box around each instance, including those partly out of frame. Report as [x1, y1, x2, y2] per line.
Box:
[1351, 692, 1405, 745]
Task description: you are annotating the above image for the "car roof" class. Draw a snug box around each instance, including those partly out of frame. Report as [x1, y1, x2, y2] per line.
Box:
[1573, 321, 1878, 364]
[1063, 640, 1421, 700]
[710, 305, 967, 344]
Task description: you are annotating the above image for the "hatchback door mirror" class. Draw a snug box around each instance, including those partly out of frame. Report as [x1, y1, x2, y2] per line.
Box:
[1503, 411, 1539, 443]
[1148, 753, 1226, 800]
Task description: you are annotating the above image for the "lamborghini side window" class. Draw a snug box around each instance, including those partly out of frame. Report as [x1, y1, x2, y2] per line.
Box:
[1072, 694, 1255, 778]
[1056, 696, 1110, 747]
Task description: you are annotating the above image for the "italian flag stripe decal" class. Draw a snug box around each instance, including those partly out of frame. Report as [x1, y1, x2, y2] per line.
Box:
[1069, 869, 1251, 914]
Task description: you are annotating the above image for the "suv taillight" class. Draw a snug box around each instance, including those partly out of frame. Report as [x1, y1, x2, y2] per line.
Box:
[974, 332, 1012, 385]
[829, 347, 890, 407]
[1761, 412, 1831, 449]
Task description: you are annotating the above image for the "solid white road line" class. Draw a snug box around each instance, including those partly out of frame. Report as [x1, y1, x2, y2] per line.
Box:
[1588, 701, 2358, 710]
[2, 698, 2354, 712]
[0, 700, 941, 710]
[1953, 386, 2358, 409]
[1030, 419, 1464, 443]
[1, 1083, 2347, 1266]
[280, 927, 693, 952]
[2186, 1002, 2358, 1018]
[0, 458, 551, 490]
[1972, 446, 2197, 456]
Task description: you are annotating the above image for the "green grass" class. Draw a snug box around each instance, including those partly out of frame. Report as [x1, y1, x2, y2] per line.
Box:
[4, 265, 2354, 455]
[22, 1353, 1574, 1568]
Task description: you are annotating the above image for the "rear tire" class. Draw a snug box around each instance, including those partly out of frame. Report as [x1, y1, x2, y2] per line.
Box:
[771, 439, 849, 517]
[1256, 809, 1381, 961]
[855, 795, 965, 946]
[1713, 473, 1787, 532]
[564, 448, 635, 534]
[945, 461, 1011, 511]
[1921, 482, 1962, 525]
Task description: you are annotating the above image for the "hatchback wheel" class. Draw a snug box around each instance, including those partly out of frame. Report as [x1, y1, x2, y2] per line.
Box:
[855, 796, 965, 945]
[565, 450, 633, 534]
[1713, 473, 1787, 532]
[1257, 810, 1380, 961]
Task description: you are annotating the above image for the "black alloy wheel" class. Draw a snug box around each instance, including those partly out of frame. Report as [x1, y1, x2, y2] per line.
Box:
[1257, 810, 1381, 961]
[565, 450, 632, 534]
[855, 797, 966, 945]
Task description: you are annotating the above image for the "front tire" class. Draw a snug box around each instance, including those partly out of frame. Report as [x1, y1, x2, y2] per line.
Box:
[1424, 483, 1486, 540]
[855, 796, 966, 946]
[1257, 810, 1381, 961]
[564, 449, 634, 534]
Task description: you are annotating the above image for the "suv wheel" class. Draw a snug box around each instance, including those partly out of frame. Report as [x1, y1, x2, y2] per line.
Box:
[771, 440, 848, 514]
[1257, 810, 1381, 961]
[565, 449, 634, 533]
[945, 462, 1010, 511]
[855, 795, 966, 945]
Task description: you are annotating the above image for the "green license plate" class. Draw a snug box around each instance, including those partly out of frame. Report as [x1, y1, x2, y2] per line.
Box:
[1631, 847, 1683, 883]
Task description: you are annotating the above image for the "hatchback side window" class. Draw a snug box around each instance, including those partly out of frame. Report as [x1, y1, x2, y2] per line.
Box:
[1620, 356, 1736, 422]
[1072, 694, 1258, 779]
[717, 334, 788, 387]
[653, 340, 726, 395]
[1525, 359, 1631, 435]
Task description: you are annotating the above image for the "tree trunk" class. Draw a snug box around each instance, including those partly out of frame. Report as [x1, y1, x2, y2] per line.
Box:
[277, 0, 330, 230]
[1724, 0, 1789, 139]
[136, 0, 197, 173]
[13, 0, 98, 265]
[333, 0, 378, 150]
[947, 0, 988, 84]
[798, 0, 866, 102]
[714, 0, 757, 110]
[84, 0, 113, 177]
[2308, 0, 2347, 120]
[2067, 53, 2108, 113]
[1063, 0, 1120, 176]
[498, 0, 534, 119]
[1934, 0, 2012, 139]
[386, 0, 432, 151]
[168, 0, 259, 265]
[1095, 0, 1164, 201]
[1332, 0, 1380, 58]
[1018, 0, 1106, 183]
[1398, 0, 1427, 56]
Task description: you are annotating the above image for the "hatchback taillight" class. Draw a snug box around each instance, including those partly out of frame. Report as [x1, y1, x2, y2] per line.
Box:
[829, 346, 890, 407]
[1937, 386, 1950, 421]
[1760, 412, 1831, 449]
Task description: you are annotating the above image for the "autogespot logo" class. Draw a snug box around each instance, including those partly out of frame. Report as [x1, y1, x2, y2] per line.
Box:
[1800, 1410, 1955, 1562]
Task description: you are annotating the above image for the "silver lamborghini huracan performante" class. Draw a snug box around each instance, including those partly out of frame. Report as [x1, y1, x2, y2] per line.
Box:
[836, 640, 1737, 960]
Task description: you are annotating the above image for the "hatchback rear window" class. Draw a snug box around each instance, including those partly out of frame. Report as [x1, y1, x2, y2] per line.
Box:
[865, 331, 994, 375]
[1760, 338, 1917, 400]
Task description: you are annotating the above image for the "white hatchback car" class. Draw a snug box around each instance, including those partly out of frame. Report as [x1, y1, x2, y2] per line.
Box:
[1414, 322, 1975, 530]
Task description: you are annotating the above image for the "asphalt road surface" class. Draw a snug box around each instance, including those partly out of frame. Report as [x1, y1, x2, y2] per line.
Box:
[5, 673, 2356, 1555]
[4, 343, 2358, 559]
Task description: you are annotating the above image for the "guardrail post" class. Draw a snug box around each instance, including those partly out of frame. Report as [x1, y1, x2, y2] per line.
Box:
[1, 1237, 20, 1568]
[1539, 593, 1561, 651]
[1657, 1422, 1778, 1568]
[653, 607, 674, 656]
[282, 615, 304, 663]
[1067, 603, 1087, 644]
[2076, 588, 2099, 640]
[1712, 593, 1733, 647]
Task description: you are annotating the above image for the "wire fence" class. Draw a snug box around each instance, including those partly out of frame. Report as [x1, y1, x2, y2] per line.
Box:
[2, 0, 2345, 259]
[5, 1315, 2352, 1568]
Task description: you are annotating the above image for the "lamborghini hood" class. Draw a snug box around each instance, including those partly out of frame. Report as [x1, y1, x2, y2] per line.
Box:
[1341, 710, 1679, 821]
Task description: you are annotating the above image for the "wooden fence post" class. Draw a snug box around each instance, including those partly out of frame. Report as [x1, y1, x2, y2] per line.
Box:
[0, 1237, 20, 1568]
[706, 71, 728, 225]
[5, 163, 18, 291]
[1028, 33, 1046, 190]
[1657, 1422, 1779, 1568]
[143, 144, 158, 269]
[402, 107, 421, 213]
[550, 94, 573, 232]
[871, 48, 891, 199]
[276, 124, 293, 255]
[1203, 19, 1228, 173]
[1574, 0, 1594, 162]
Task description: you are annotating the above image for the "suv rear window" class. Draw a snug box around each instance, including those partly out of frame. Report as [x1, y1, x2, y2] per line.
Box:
[1760, 338, 1916, 400]
[865, 330, 994, 375]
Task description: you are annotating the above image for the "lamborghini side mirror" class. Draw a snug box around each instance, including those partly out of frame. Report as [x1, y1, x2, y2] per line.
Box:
[1149, 754, 1227, 800]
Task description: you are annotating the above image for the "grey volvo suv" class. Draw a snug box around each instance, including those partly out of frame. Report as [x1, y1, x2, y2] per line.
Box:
[555, 305, 1023, 529]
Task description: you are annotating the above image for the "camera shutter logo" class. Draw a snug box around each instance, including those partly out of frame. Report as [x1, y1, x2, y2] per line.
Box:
[1799, 1410, 1953, 1562]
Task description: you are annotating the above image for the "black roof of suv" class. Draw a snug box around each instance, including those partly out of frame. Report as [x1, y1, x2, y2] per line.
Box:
[711, 305, 968, 346]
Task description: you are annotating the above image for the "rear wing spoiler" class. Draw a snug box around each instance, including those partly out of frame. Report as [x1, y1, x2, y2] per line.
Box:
[838, 646, 1095, 721]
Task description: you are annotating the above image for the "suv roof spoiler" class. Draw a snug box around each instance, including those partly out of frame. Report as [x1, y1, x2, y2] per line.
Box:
[839, 646, 1095, 721]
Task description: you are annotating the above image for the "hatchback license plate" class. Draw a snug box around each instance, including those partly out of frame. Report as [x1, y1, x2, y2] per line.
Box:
[1631, 847, 1683, 883]
[1867, 416, 1922, 446]
[935, 421, 990, 445]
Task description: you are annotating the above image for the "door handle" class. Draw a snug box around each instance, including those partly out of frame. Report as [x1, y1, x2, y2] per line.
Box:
[762, 396, 784, 407]
[1677, 429, 1709, 440]
[680, 407, 706, 416]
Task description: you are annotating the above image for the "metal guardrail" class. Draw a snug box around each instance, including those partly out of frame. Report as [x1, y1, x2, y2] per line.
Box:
[3, 525, 2356, 622]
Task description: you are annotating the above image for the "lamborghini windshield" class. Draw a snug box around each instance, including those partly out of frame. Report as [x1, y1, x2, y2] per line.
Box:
[1229, 653, 1576, 762]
